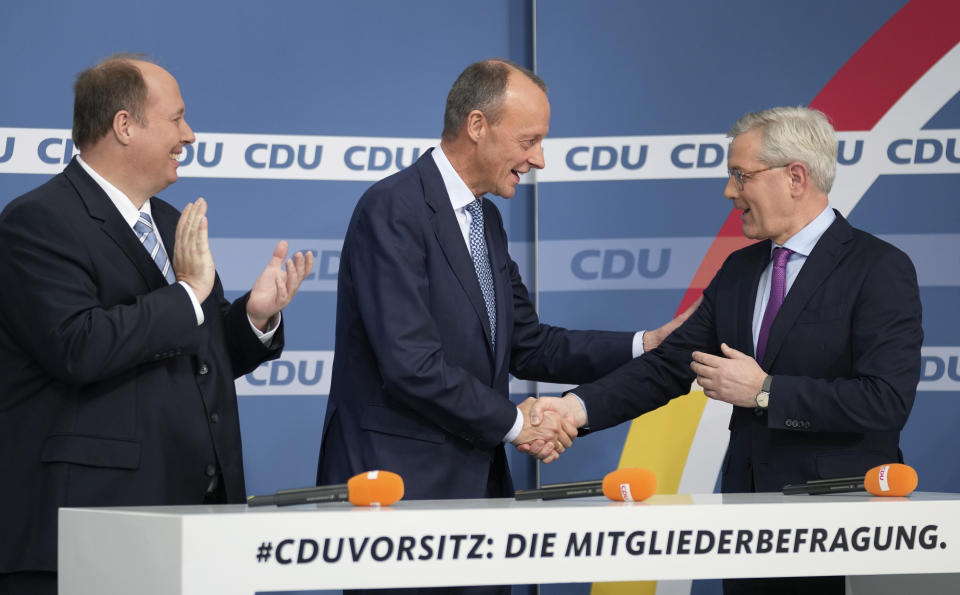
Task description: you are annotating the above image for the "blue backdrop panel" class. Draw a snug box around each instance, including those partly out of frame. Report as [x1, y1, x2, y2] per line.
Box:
[0, 0, 539, 502]
[535, 2, 958, 594]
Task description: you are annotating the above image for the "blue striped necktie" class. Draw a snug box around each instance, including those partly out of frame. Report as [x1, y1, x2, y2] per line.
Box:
[133, 212, 175, 284]
[465, 199, 496, 349]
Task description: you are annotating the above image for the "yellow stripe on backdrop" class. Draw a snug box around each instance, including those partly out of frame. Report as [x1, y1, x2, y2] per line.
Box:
[590, 389, 708, 595]
[587, 207, 746, 595]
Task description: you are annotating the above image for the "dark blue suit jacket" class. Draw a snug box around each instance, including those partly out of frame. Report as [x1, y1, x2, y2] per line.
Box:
[574, 212, 923, 492]
[317, 150, 634, 499]
[0, 158, 282, 573]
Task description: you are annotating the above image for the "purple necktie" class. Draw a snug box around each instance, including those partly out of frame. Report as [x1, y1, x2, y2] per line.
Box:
[756, 247, 793, 363]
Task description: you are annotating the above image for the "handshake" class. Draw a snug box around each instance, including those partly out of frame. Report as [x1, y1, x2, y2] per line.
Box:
[507, 296, 703, 463]
[511, 394, 589, 464]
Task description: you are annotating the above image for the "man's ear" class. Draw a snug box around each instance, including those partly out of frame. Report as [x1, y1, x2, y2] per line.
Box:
[787, 161, 808, 196]
[112, 110, 134, 146]
[465, 109, 486, 143]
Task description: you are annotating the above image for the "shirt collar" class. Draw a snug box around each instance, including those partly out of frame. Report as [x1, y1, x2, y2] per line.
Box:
[76, 154, 153, 227]
[432, 145, 479, 211]
[776, 205, 836, 256]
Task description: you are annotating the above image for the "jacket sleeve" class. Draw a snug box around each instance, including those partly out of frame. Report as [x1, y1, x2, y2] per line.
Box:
[0, 198, 203, 386]
[572, 269, 720, 431]
[345, 189, 518, 449]
[767, 245, 922, 433]
[494, 205, 635, 384]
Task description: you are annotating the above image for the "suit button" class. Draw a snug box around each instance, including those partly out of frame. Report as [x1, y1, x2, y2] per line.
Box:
[198, 363, 209, 375]
[210, 412, 220, 424]
[205, 464, 217, 477]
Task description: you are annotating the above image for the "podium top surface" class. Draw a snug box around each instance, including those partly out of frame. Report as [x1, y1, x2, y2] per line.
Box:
[62, 490, 960, 516]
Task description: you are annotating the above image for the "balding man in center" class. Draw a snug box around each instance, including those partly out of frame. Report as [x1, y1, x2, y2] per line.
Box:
[317, 58, 691, 595]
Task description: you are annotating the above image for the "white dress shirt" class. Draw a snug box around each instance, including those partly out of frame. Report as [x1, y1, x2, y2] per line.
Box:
[431, 147, 644, 443]
[751, 206, 836, 353]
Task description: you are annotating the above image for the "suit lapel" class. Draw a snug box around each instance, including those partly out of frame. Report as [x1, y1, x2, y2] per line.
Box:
[739, 242, 770, 359]
[762, 213, 852, 368]
[416, 152, 495, 353]
[63, 158, 168, 290]
[481, 199, 511, 373]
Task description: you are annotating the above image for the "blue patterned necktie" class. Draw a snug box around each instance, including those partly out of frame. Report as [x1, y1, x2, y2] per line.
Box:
[133, 212, 176, 284]
[465, 199, 496, 349]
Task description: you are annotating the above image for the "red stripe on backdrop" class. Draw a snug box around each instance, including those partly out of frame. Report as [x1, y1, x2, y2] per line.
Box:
[810, 0, 960, 131]
[675, 0, 960, 315]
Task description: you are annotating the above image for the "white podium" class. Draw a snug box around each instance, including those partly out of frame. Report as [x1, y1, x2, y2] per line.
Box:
[59, 492, 960, 594]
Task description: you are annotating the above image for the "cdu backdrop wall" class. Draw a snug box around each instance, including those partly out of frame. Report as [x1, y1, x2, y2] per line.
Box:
[1, 1, 958, 594]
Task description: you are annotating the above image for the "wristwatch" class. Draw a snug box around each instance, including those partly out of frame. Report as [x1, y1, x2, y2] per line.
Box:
[755, 375, 773, 409]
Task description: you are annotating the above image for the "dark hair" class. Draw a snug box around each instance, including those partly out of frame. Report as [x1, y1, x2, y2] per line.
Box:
[441, 58, 547, 141]
[72, 53, 151, 150]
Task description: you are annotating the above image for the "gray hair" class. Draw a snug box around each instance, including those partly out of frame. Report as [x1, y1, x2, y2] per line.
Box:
[727, 106, 838, 193]
[441, 58, 547, 141]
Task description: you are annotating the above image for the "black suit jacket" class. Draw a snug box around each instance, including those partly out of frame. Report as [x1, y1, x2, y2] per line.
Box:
[574, 212, 923, 492]
[0, 158, 282, 573]
[317, 150, 633, 499]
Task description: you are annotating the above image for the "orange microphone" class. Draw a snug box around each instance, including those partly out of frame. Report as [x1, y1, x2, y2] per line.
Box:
[515, 467, 657, 502]
[347, 470, 405, 505]
[602, 467, 658, 502]
[247, 470, 404, 507]
[783, 463, 918, 497]
[864, 463, 918, 497]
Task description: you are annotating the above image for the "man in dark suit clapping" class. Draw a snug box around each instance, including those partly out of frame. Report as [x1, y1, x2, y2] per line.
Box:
[0, 54, 313, 594]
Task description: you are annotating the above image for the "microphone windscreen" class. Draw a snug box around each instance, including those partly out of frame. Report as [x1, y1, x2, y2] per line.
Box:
[602, 467, 657, 502]
[347, 470, 405, 506]
[864, 463, 918, 497]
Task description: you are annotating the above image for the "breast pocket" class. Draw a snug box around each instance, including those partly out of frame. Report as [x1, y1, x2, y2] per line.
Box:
[784, 303, 851, 371]
[360, 404, 447, 444]
[796, 307, 843, 324]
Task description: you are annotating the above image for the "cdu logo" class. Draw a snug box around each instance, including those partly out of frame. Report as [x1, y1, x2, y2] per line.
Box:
[235, 351, 333, 396]
[887, 137, 960, 165]
[571, 248, 671, 280]
[343, 145, 427, 171]
[565, 144, 648, 171]
[178, 142, 225, 168]
[245, 143, 324, 170]
[918, 347, 960, 391]
[0, 136, 15, 163]
[37, 137, 76, 165]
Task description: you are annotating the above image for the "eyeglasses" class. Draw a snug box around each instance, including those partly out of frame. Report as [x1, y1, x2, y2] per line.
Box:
[727, 165, 787, 191]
